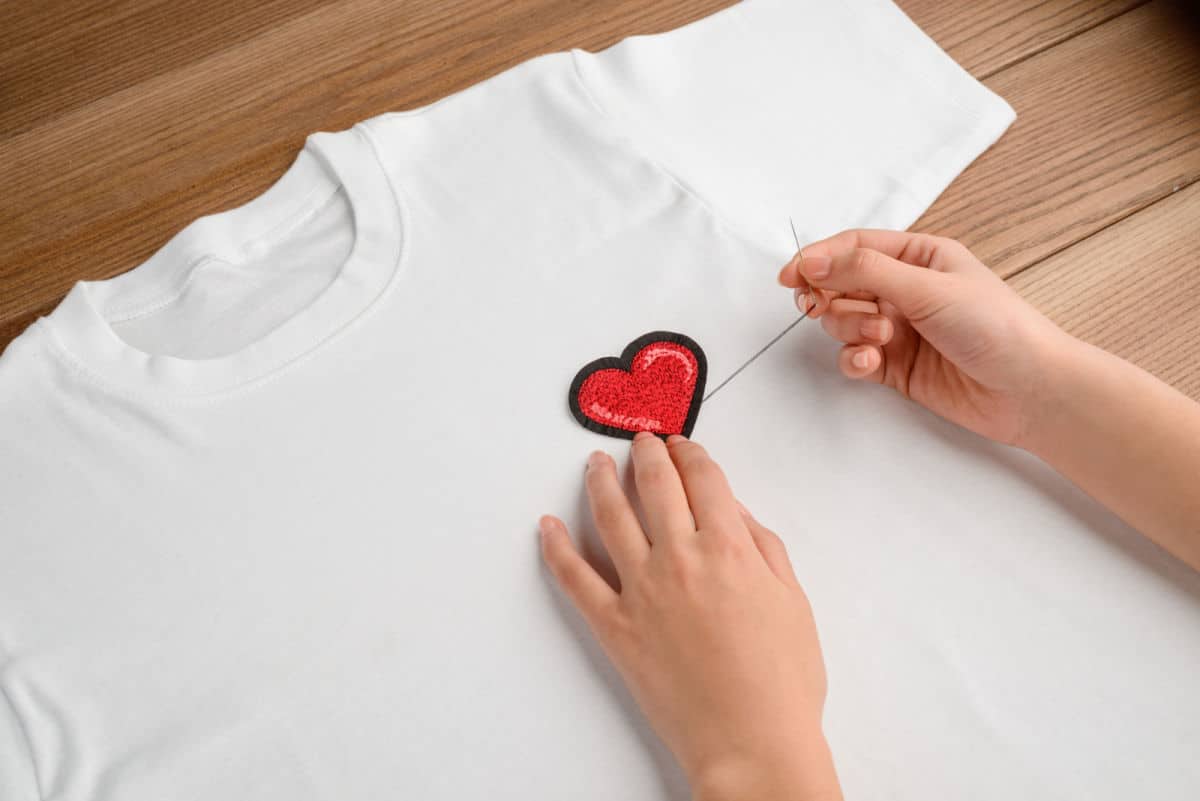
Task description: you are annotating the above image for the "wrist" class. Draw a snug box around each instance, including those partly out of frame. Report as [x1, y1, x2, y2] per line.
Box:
[689, 733, 842, 801]
[1013, 329, 1094, 456]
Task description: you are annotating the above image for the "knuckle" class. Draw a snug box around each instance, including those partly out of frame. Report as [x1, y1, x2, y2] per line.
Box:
[934, 235, 969, 256]
[553, 555, 581, 587]
[594, 609, 630, 645]
[765, 527, 787, 549]
[591, 499, 623, 532]
[762, 530, 789, 558]
[829, 228, 859, 248]
[672, 442, 708, 471]
[638, 462, 675, 492]
[704, 530, 748, 559]
[850, 247, 879, 276]
[930, 236, 981, 273]
[661, 543, 697, 579]
[904, 233, 944, 263]
[693, 459, 725, 488]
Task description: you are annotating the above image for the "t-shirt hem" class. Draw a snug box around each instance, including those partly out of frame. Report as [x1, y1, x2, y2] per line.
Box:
[884, 94, 1016, 232]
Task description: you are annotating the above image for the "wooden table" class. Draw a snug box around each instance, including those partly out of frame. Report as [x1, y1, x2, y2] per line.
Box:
[3, 0, 1198, 398]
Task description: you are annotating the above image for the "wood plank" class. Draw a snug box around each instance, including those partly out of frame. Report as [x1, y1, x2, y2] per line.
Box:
[898, 0, 1144, 77]
[0, 0, 334, 138]
[915, 1, 1200, 279]
[1009, 182, 1200, 400]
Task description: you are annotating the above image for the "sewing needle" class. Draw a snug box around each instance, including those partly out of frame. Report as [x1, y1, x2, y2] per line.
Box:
[789, 216, 817, 317]
[701, 219, 817, 404]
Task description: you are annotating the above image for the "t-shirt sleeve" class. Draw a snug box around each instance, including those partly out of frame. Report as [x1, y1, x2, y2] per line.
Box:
[570, 0, 1015, 250]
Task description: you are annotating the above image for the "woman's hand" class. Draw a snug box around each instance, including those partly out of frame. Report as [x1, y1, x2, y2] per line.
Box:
[779, 229, 1076, 447]
[539, 433, 841, 801]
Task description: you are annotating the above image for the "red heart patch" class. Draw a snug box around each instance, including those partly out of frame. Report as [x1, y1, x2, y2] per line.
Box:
[568, 331, 707, 440]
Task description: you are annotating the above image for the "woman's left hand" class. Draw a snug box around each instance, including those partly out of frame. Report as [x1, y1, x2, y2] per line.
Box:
[539, 432, 842, 801]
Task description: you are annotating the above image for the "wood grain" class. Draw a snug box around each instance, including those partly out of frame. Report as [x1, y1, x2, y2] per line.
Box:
[899, 0, 1145, 77]
[1010, 182, 1200, 400]
[0, 0, 332, 138]
[914, 1, 1200, 278]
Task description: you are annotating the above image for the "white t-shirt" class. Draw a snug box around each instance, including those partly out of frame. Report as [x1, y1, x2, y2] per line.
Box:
[2, 1, 1197, 799]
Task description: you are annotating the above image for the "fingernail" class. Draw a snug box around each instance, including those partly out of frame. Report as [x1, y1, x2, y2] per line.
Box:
[587, 450, 608, 470]
[777, 261, 795, 286]
[860, 317, 890, 341]
[852, 349, 872, 369]
[538, 515, 559, 538]
[633, 431, 655, 442]
[801, 255, 832, 280]
[666, 434, 687, 445]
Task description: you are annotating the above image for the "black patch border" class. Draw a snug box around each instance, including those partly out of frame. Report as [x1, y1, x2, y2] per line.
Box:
[568, 330, 707, 440]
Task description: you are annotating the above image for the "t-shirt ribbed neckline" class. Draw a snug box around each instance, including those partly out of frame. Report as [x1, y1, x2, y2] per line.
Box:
[40, 124, 405, 398]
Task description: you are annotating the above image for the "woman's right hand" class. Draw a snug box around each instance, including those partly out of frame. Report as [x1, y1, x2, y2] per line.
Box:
[778, 229, 1078, 449]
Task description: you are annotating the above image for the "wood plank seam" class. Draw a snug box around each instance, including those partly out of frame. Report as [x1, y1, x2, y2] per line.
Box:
[1002, 182, 1196, 284]
[1008, 179, 1200, 397]
[972, 0, 1151, 80]
[914, 1, 1200, 278]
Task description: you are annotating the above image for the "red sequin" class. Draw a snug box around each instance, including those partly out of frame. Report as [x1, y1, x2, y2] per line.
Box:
[569, 332, 707, 439]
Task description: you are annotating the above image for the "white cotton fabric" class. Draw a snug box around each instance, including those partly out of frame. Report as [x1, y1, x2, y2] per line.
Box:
[1, 1, 1197, 799]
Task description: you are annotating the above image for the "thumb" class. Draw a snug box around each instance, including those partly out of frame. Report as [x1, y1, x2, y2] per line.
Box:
[799, 247, 947, 321]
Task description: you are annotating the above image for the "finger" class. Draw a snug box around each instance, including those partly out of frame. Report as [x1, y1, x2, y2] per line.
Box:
[799, 286, 835, 318]
[839, 344, 885, 382]
[827, 297, 880, 315]
[793, 285, 815, 315]
[781, 254, 840, 319]
[780, 229, 959, 292]
[820, 305, 894, 346]
[736, 502, 799, 586]
[665, 436, 746, 535]
[798, 248, 946, 322]
[795, 229, 945, 268]
[540, 515, 618, 628]
[805, 288, 876, 320]
[778, 251, 806, 288]
[584, 451, 649, 575]
[779, 258, 839, 320]
[630, 432, 694, 542]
